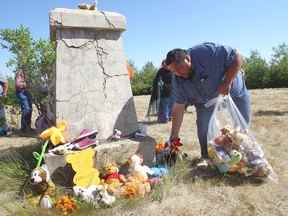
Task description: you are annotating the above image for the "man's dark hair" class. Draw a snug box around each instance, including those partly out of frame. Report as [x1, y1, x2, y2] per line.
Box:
[165, 48, 188, 66]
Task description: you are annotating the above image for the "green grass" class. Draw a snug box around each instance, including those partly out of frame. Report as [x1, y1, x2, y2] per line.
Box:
[0, 151, 31, 193]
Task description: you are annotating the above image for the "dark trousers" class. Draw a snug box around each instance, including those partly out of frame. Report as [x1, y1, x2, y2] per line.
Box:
[16, 90, 33, 130]
[158, 96, 174, 123]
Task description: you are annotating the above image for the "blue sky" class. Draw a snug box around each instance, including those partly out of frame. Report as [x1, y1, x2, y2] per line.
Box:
[1, 0, 288, 76]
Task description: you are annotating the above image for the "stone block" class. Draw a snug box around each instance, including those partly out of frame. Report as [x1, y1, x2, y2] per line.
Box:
[44, 138, 150, 186]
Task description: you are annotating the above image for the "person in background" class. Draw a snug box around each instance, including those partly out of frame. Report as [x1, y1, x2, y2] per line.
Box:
[127, 62, 134, 80]
[146, 61, 175, 123]
[15, 68, 33, 132]
[0, 73, 9, 135]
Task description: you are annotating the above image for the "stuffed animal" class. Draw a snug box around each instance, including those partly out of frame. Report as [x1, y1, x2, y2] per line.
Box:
[119, 176, 151, 198]
[128, 154, 153, 182]
[122, 154, 152, 198]
[149, 165, 168, 178]
[110, 129, 122, 140]
[228, 150, 242, 166]
[218, 126, 247, 150]
[208, 146, 225, 164]
[228, 159, 247, 174]
[78, 2, 96, 10]
[39, 120, 67, 145]
[73, 185, 115, 206]
[30, 164, 55, 208]
[208, 147, 243, 174]
[66, 148, 101, 187]
[102, 163, 126, 193]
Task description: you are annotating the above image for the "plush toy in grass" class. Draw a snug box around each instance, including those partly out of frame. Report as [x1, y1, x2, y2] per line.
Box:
[119, 180, 141, 198]
[149, 166, 168, 178]
[39, 120, 67, 145]
[128, 154, 153, 182]
[73, 185, 115, 206]
[119, 177, 151, 198]
[122, 154, 152, 198]
[102, 163, 126, 193]
[30, 164, 55, 208]
[54, 195, 77, 215]
[66, 148, 101, 187]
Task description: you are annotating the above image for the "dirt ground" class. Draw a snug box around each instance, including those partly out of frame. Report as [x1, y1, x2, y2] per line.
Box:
[0, 88, 288, 215]
[131, 88, 288, 216]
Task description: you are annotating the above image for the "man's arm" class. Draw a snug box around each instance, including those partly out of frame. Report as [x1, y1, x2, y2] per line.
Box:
[218, 52, 243, 95]
[170, 102, 185, 140]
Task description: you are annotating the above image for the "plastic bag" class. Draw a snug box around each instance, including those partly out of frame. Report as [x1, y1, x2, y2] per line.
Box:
[207, 95, 277, 182]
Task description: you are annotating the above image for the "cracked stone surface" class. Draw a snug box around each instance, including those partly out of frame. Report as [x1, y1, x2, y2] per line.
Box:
[49, 8, 126, 31]
[50, 8, 138, 139]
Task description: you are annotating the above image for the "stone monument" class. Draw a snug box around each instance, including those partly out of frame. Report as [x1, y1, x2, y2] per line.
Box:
[49, 8, 138, 140]
[45, 8, 156, 185]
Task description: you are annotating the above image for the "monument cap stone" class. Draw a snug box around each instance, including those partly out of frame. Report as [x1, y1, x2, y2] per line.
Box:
[50, 8, 126, 36]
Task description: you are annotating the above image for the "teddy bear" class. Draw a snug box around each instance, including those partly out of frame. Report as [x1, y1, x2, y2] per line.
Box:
[66, 148, 101, 187]
[120, 154, 151, 198]
[119, 178, 150, 198]
[30, 164, 56, 208]
[212, 126, 248, 152]
[128, 154, 153, 182]
[102, 163, 126, 194]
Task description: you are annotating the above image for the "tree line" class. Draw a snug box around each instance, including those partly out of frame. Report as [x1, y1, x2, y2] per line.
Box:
[132, 44, 288, 95]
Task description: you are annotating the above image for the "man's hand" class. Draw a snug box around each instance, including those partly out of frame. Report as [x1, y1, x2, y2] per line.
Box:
[219, 52, 242, 95]
[218, 81, 231, 95]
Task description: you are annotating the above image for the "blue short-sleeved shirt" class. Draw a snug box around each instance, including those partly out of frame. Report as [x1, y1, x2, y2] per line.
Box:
[172, 42, 248, 105]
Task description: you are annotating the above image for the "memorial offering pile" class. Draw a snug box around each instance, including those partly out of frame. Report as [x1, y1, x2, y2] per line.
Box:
[26, 120, 183, 214]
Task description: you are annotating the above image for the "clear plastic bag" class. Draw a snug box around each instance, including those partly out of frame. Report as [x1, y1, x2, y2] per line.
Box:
[207, 95, 277, 182]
